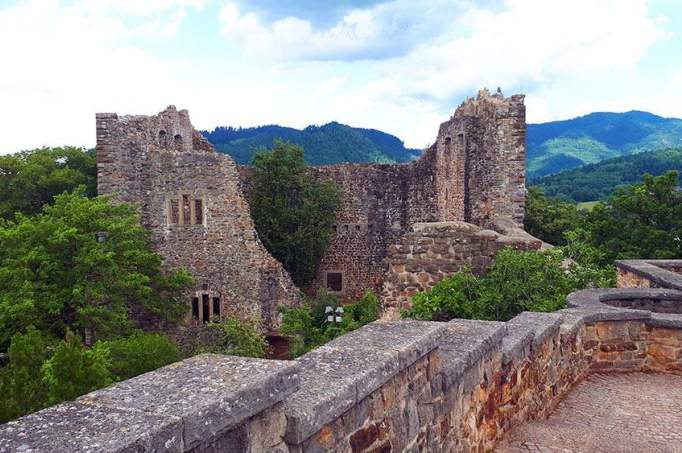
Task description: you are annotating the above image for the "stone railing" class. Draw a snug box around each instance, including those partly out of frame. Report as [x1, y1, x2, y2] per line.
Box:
[616, 259, 682, 291]
[2, 286, 682, 452]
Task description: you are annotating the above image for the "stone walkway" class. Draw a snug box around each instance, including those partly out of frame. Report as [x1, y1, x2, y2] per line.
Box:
[496, 372, 682, 453]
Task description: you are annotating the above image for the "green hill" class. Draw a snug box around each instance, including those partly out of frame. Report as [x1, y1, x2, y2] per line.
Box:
[202, 122, 422, 165]
[527, 111, 682, 179]
[531, 148, 682, 202]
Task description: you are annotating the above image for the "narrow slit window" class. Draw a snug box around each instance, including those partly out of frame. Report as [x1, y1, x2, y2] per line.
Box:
[457, 133, 465, 146]
[194, 199, 203, 225]
[326, 272, 343, 292]
[212, 297, 221, 317]
[191, 297, 199, 320]
[202, 294, 210, 323]
[182, 194, 191, 225]
[170, 199, 179, 224]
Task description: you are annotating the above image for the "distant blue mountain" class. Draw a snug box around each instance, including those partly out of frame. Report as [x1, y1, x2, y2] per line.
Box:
[527, 111, 682, 179]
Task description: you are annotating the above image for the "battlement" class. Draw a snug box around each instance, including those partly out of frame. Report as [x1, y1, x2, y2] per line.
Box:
[3, 278, 682, 452]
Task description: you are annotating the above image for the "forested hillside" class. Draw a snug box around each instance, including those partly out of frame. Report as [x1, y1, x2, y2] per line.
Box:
[531, 148, 682, 202]
[527, 111, 682, 178]
[202, 122, 422, 165]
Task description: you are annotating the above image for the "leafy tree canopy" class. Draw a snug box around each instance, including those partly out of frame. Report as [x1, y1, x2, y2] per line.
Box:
[0, 190, 193, 350]
[0, 147, 96, 219]
[250, 141, 341, 287]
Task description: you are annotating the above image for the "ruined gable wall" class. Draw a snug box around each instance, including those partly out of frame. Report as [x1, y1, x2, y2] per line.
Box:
[96, 107, 300, 333]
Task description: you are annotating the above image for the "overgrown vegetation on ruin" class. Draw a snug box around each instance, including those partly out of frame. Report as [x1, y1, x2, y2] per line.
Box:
[402, 247, 614, 322]
[280, 290, 380, 357]
[249, 140, 341, 288]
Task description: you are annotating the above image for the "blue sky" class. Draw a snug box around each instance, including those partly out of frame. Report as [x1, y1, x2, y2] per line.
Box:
[0, 0, 681, 153]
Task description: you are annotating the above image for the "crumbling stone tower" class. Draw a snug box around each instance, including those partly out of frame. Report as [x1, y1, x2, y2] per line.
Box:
[96, 106, 300, 332]
[432, 89, 526, 227]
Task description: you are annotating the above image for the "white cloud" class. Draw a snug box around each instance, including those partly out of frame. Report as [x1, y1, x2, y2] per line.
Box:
[218, 0, 459, 60]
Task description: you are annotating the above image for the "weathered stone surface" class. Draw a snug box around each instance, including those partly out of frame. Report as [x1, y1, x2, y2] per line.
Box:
[616, 259, 682, 291]
[283, 320, 445, 444]
[0, 354, 300, 453]
[96, 107, 301, 333]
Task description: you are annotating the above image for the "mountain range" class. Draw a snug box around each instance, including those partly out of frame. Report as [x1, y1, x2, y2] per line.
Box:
[531, 147, 682, 202]
[526, 111, 682, 179]
[202, 122, 422, 165]
[202, 111, 682, 180]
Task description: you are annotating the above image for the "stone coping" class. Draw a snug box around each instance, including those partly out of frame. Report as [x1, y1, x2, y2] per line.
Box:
[567, 288, 682, 329]
[0, 354, 300, 453]
[5, 290, 682, 452]
[283, 320, 446, 444]
[616, 259, 682, 291]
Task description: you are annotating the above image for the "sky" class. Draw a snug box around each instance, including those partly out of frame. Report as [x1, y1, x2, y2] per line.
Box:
[0, 0, 681, 153]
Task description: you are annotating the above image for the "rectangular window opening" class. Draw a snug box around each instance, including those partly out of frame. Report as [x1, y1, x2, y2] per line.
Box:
[191, 297, 199, 320]
[202, 294, 210, 323]
[194, 199, 203, 225]
[212, 297, 221, 317]
[326, 272, 343, 292]
[170, 199, 179, 225]
[182, 194, 191, 225]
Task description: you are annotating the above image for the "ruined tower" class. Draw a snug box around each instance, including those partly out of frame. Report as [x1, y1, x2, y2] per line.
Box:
[96, 106, 300, 332]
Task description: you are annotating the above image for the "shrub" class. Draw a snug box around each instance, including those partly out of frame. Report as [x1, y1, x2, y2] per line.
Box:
[280, 290, 380, 357]
[94, 331, 181, 381]
[403, 247, 610, 322]
[180, 318, 268, 358]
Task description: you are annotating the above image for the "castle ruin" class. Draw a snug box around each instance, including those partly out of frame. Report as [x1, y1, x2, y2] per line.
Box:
[96, 89, 539, 330]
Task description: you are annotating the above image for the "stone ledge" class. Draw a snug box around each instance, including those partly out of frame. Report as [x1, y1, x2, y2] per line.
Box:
[439, 320, 507, 387]
[616, 259, 682, 291]
[283, 320, 446, 444]
[502, 312, 563, 364]
[0, 354, 300, 453]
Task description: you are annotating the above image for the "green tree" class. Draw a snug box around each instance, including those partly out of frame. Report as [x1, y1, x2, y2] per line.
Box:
[250, 141, 341, 287]
[180, 319, 268, 358]
[0, 327, 52, 422]
[524, 187, 581, 245]
[94, 332, 181, 381]
[42, 330, 112, 404]
[0, 147, 96, 219]
[0, 190, 193, 349]
[579, 171, 682, 264]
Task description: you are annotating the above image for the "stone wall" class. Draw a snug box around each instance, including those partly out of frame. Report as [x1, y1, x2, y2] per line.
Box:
[5, 284, 682, 453]
[616, 259, 682, 291]
[253, 90, 528, 303]
[96, 107, 301, 333]
[381, 221, 542, 315]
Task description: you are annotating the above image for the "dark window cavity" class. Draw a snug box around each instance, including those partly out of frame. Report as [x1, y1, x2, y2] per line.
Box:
[326, 272, 343, 292]
[191, 297, 199, 320]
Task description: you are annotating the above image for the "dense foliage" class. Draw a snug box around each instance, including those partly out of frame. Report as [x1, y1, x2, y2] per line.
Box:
[0, 328, 181, 423]
[250, 141, 341, 287]
[0, 187, 193, 422]
[527, 111, 682, 178]
[179, 318, 268, 359]
[280, 291, 380, 357]
[203, 122, 421, 165]
[0, 191, 193, 349]
[0, 147, 96, 219]
[530, 148, 682, 202]
[526, 171, 682, 265]
[402, 247, 613, 322]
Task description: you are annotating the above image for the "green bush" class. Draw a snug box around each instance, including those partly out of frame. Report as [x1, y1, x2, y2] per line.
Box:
[280, 290, 380, 358]
[41, 330, 112, 404]
[180, 318, 268, 358]
[403, 247, 612, 322]
[94, 332, 181, 381]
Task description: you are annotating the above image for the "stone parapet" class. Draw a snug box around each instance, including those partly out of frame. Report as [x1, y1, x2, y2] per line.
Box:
[616, 259, 682, 291]
[3, 287, 682, 452]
